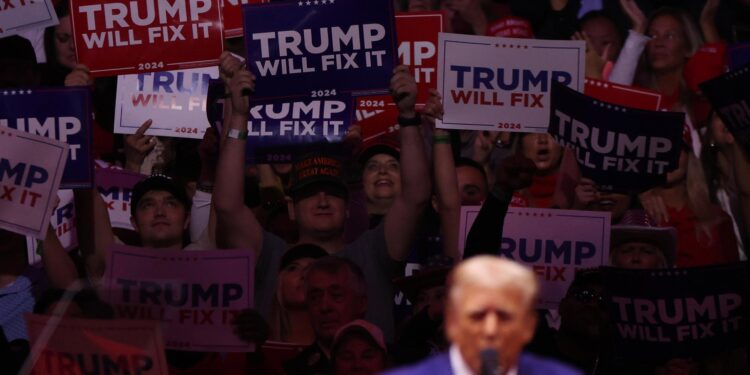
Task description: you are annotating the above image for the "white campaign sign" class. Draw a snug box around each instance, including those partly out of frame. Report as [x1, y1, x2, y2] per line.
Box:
[458, 206, 610, 309]
[114, 66, 219, 139]
[0, 127, 67, 239]
[26, 189, 78, 265]
[0, 0, 58, 37]
[437, 33, 584, 133]
[95, 167, 146, 231]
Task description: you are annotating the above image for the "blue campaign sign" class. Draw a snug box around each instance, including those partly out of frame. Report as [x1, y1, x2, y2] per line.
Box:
[603, 264, 750, 363]
[728, 43, 750, 71]
[548, 82, 684, 193]
[0, 88, 93, 188]
[209, 81, 354, 163]
[700, 64, 750, 155]
[242, 0, 397, 99]
[245, 93, 354, 163]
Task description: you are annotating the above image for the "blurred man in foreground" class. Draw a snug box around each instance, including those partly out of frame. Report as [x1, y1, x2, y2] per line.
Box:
[384, 256, 581, 375]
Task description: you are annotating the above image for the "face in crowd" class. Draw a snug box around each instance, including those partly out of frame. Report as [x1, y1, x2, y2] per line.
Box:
[445, 257, 537, 373]
[305, 265, 367, 344]
[611, 242, 667, 269]
[333, 331, 387, 375]
[362, 153, 401, 205]
[521, 133, 562, 175]
[646, 14, 691, 73]
[53, 15, 77, 70]
[279, 257, 316, 309]
[457, 165, 488, 206]
[292, 187, 348, 239]
[130, 190, 190, 248]
[588, 193, 632, 223]
[414, 285, 447, 321]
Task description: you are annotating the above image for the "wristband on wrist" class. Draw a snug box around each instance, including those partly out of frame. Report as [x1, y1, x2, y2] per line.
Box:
[433, 135, 451, 144]
[397, 112, 421, 127]
[227, 128, 248, 140]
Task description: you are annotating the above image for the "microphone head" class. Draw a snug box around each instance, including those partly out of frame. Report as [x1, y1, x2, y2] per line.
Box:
[480, 348, 500, 375]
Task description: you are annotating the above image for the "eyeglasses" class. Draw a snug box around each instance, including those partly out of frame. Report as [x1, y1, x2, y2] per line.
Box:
[572, 289, 606, 307]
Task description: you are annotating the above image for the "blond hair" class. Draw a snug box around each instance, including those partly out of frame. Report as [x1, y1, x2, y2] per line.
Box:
[685, 151, 714, 224]
[448, 256, 538, 309]
[638, 7, 704, 114]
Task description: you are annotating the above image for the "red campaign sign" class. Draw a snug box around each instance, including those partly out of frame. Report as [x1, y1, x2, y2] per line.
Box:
[353, 12, 441, 143]
[25, 314, 169, 375]
[222, 0, 267, 38]
[584, 78, 662, 111]
[70, 0, 225, 77]
[396, 11, 442, 105]
[355, 95, 400, 142]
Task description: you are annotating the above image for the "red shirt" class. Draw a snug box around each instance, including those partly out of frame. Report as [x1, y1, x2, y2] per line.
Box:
[662, 205, 739, 268]
[511, 173, 558, 208]
[658, 42, 727, 124]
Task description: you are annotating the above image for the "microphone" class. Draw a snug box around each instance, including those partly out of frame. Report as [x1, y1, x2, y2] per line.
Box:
[480, 348, 500, 375]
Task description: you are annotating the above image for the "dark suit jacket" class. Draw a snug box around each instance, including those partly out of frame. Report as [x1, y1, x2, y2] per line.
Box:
[383, 351, 583, 375]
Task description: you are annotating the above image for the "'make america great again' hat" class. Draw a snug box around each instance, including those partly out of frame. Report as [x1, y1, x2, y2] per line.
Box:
[288, 153, 348, 201]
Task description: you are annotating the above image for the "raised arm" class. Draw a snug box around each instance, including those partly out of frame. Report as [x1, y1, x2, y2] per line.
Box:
[464, 155, 535, 259]
[213, 52, 263, 254]
[574, 31, 610, 80]
[124, 120, 156, 173]
[190, 126, 219, 243]
[619, 0, 646, 35]
[73, 188, 114, 281]
[61, 66, 114, 281]
[423, 90, 461, 261]
[699, 0, 721, 44]
[383, 66, 431, 261]
[609, 0, 649, 85]
[41, 200, 78, 288]
[445, 0, 488, 36]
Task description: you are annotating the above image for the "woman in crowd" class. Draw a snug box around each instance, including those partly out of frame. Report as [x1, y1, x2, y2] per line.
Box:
[511, 133, 565, 208]
[41, 2, 77, 86]
[702, 111, 750, 261]
[609, 210, 677, 269]
[47, 3, 117, 160]
[640, 130, 738, 268]
[268, 244, 327, 344]
[613, 0, 723, 130]
[230, 246, 328, 370]
[635, 6, 705, 112]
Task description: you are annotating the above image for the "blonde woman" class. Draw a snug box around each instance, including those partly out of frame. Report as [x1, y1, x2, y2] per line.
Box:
[268, 244, 327, 344]
[640, 130, 738, 268]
